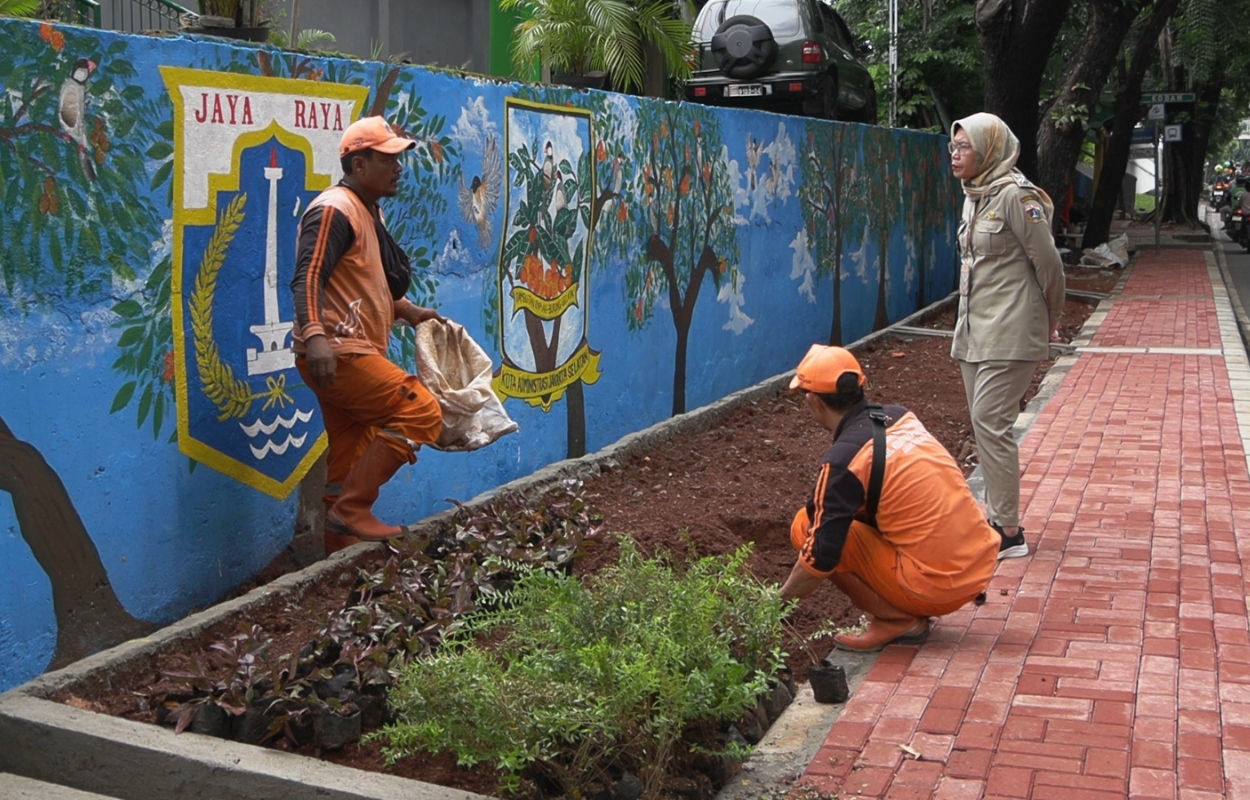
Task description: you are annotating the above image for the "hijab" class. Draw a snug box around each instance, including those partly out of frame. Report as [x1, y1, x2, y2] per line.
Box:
[952, 112, 1053, 217]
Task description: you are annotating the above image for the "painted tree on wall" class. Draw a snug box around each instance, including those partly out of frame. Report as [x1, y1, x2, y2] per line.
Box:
[899, 135, 953, 310]
[628, 102, 739, 415]
[798, 121, 866, 345]
[0, 22, 165, 666]
[861, 125, 911, 332]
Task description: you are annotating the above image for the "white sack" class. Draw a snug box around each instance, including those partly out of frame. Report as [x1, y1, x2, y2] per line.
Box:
[1079, 243, 1125, 269]
[415, 319, 519, 452]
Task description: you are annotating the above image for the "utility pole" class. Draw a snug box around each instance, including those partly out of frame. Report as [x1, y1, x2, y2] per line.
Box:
[888, 0, 898, 127]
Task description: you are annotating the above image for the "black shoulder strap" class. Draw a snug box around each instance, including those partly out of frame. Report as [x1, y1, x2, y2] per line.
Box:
[865, 405, 887, 526]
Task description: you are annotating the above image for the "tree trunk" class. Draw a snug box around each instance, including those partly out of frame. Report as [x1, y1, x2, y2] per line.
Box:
[565, 380, 586, 459]
[976, 0, 1074, 180]
[1082, 0, 1184, 249]
[1161, 73, 1223, 225]
[672, 317, 689, 416]
[873, 226, 890, 332]
[0, 416, 153, 670]
[1035, 0, 1140, 220]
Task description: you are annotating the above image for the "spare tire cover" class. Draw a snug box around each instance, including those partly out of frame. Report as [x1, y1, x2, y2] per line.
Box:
[709, 15, 778, 81]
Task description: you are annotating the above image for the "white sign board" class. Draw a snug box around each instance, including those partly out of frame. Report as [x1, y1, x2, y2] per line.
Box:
[1164, 124, 1182, 143]
[1148, 103, 1165, 121]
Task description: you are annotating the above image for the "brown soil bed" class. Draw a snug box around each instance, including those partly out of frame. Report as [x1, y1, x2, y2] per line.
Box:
[57, 271, 1118, 797]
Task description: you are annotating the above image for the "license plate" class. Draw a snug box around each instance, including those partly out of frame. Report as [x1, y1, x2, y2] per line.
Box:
[725, 84, 765, 98]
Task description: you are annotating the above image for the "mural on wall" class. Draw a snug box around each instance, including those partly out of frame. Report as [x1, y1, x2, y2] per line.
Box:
[797, 121, 865, 345]
[0, 22, 168, 669]
[492, 98, 602, 457]
[0, 17, 962, 692]
[624, 103, 742, 416]
[162, 67, 366, 498]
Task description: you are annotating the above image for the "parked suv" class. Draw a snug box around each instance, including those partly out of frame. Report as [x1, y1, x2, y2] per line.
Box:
[685, 0, 877, 124]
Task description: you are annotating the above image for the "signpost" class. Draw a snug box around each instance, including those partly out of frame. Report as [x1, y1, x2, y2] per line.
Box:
[1140, 92, 1196, 104]
[1140, 93, 1194, 253]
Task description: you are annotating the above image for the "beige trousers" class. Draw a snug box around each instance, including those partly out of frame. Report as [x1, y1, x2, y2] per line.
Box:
[959, 359, 1037, 529]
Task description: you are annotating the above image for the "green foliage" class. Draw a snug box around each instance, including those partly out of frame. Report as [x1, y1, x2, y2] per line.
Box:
[266, 27, 336, 51]
[376, 537, 787, 794]
[833, 0, 982, 130]
[156, 481, 605, 750]
[0, 0, 40, 17]
[500, 0, 695, 94]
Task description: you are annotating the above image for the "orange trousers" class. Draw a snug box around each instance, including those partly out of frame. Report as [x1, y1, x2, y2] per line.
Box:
[298, 352, 442, 501]
[790, 508, 980, 618]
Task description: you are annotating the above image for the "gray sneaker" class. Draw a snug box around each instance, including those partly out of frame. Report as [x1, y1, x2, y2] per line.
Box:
[991, 523, 1029, 560]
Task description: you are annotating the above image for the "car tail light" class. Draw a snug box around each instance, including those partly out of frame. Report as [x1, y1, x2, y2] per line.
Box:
[801, 41, 822, 63]
[693, 86, 707, 97]
[789, 82, 803, 93]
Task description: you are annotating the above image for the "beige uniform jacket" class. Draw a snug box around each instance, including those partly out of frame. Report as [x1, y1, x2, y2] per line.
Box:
[951, 176, 1065, 363]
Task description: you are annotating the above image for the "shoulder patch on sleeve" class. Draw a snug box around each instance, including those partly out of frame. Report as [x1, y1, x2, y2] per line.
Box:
[1012, 173, 1035, 188]
[1023, 200, 1045, 223]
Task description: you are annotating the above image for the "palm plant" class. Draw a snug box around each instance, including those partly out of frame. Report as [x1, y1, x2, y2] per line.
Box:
[0, 0, 40, 16]
[500, 0, 695, 95]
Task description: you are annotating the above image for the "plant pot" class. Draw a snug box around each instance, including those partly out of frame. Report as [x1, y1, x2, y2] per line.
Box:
[314, 706, 361, 750]
[189, 701, 231, 738]
[551, 72, 610, 91]
[185, 25, 270, 43]
[761, 679, 793, 724]
[808, 659, 849, 704]
[231, 707, 273, 745]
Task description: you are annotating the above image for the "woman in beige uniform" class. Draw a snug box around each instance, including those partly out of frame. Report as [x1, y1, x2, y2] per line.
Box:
[949, 113, 1065, 561]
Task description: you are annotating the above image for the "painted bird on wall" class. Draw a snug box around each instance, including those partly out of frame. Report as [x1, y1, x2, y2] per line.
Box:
[59, 57, 97, 181]
[458, 134, 501, 247]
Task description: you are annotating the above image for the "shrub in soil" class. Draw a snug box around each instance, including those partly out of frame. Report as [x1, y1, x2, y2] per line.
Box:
[154, 481, 606, 753]
[375, 538, 789, 796]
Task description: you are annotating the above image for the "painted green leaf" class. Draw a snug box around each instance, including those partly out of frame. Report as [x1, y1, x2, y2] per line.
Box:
[112, 299, 143, 318]
[117, 326, 144, 347]
[146, 142, 173, 160]
[151, 160, 173, 192]
[137, 383, 153, 427]
[110, 381, 137, 414]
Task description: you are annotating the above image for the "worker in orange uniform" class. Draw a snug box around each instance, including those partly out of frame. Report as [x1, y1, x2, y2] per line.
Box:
[290, 117, 447, 554]
[780, 345, 1000, 652]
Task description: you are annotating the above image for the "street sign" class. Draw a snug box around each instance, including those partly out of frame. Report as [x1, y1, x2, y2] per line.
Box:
[1141, 92, 1196, 104]
[1165, 124, 1182, 143]
[1131, 126, 1154, 145]
[1148, 103, 1165, 121]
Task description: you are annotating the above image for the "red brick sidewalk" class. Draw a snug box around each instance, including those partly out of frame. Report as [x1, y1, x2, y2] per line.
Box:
[798, 248, 1250, 798]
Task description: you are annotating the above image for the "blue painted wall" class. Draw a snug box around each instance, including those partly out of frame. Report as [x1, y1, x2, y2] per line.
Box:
[0, 18, 959, 691]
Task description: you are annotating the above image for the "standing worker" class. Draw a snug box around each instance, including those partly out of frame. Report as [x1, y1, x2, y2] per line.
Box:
[291, 116, 447, 555]
[780, 345, 1000, 652]
[948, 112, 1065, 560]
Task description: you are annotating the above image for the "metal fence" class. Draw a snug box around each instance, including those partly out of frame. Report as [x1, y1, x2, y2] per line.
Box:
[97, 0, 190, 33]
[47, 0, 191, 33]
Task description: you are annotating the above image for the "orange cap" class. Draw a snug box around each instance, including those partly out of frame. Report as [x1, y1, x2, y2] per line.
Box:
[339, 116, 416, 158]
[789, 344, 866, 393]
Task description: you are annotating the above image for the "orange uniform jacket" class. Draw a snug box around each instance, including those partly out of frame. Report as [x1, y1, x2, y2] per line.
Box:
[799, 402, 999, 607]
[290, 184, 416, 355]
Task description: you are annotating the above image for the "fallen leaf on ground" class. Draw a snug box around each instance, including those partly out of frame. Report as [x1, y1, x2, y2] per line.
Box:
[899, 744, 922, 759]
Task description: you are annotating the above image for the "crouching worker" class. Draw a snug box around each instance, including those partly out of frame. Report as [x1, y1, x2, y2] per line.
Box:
[780, 345, 999, 652]
[291, 117, 447, 554]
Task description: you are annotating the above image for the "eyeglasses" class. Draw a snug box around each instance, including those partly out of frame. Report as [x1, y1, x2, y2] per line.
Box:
[947, 142, 974, 156]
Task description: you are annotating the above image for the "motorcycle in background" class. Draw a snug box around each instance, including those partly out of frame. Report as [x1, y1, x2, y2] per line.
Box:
[1213, 176, 1231, 210]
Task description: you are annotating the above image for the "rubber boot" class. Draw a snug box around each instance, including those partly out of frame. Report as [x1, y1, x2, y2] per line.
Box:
[829, 573, 928, 652]
[322, 494, 362, 555]
[326, 438, 410, 541]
